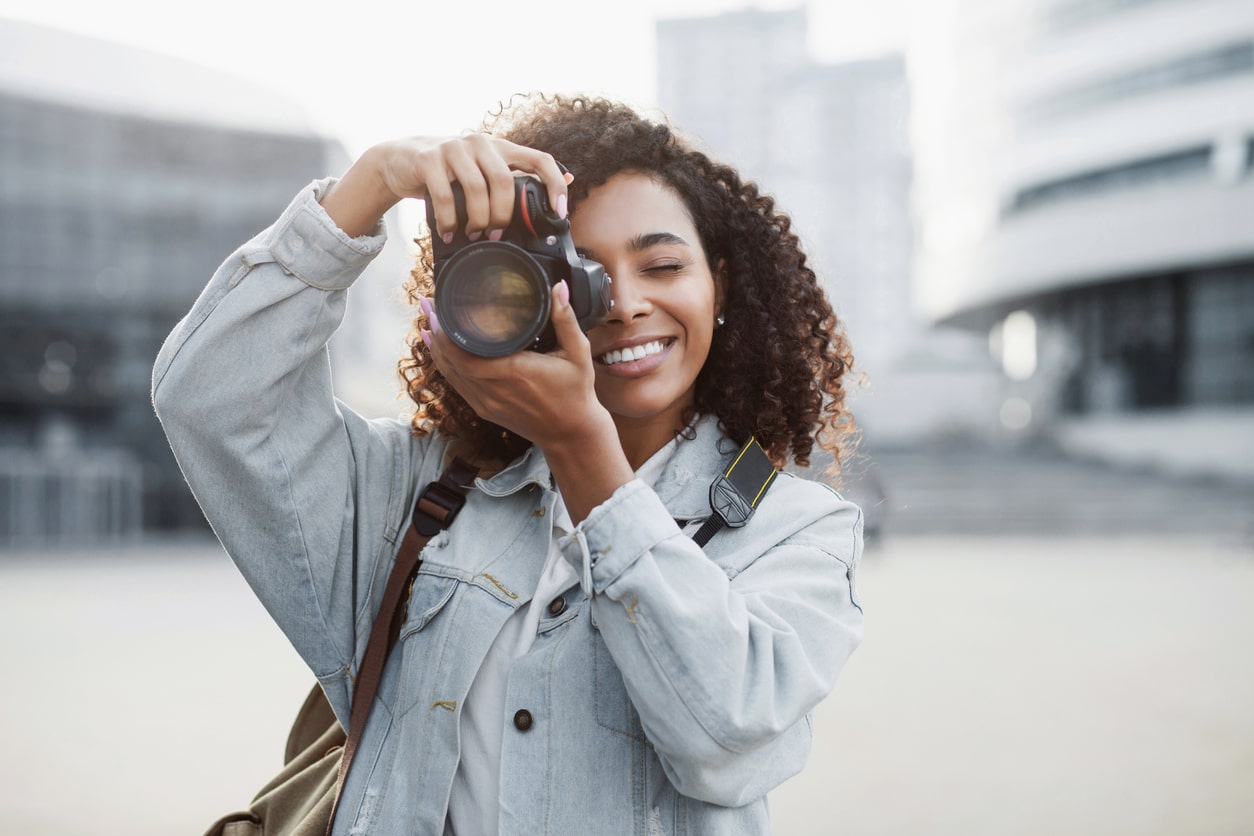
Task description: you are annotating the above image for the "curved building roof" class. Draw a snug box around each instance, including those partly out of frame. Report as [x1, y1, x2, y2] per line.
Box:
[0, 17, 313, 136]
[910, 0, 1254, 327]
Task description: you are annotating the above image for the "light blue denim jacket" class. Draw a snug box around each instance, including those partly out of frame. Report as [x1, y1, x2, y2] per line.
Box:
[153, 180, 864, 835]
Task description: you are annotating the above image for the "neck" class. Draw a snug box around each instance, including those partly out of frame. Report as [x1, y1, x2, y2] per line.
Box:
[612, 412, 693, 471]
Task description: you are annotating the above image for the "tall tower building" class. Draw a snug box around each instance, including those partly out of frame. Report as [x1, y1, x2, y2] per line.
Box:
[658, 7, 1000, 450]
[658, 8, 809, 180]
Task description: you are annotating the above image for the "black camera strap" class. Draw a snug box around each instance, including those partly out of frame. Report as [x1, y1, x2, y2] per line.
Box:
[691, 436, 778, 548]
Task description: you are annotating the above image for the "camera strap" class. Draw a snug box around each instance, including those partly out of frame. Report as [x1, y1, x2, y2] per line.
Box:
[691, 436, 778, 548]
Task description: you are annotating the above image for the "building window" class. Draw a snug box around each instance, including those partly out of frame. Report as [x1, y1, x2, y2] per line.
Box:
[1004, 145, 1212, 216]
[1185, 265, 1254, 404]
[1041, 0, 1184, 34]
[1019, 41, 1254, 124]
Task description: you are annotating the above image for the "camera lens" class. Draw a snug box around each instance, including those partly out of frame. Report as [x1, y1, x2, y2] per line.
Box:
[434, 243, 551, 357]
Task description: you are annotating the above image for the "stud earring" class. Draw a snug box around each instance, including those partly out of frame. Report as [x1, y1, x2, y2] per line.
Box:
[715, 314, 726, 327]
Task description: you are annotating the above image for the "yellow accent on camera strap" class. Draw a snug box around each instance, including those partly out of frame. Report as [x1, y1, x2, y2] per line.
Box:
[691, 436, 778, 548]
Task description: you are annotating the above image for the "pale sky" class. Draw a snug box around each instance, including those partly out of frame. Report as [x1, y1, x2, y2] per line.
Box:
[0, 0, 911, 157]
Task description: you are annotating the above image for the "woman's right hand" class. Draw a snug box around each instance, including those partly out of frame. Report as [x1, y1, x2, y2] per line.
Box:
[320, 135, 570, 239]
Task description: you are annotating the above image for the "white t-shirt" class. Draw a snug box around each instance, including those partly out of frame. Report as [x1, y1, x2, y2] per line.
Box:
[446, 438, 680, 836]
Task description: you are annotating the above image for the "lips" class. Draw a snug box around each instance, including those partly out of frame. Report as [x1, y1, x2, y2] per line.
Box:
[596, 338, 675, 366]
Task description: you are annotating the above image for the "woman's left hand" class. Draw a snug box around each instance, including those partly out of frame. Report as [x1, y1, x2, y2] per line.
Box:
[421, 282, 634, 522]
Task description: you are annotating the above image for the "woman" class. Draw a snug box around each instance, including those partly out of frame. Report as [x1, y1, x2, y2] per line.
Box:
[154, 95, 863, 835]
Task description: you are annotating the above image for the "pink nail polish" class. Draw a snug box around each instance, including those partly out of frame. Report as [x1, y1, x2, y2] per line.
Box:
[441, 232, 453, 245]
[556, 194, 568, 219]
[420, 329, 432, 347]
[556, 280, 570, 307]
[468, 230, 482, 242]
[419, 298, 441, 333]
[488, 229, 503, 241]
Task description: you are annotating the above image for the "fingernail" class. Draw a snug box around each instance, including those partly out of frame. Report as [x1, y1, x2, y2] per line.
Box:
[419, 298, 441, 333]
[468, 230, 482, 242]
[556, 194, 568, 219]
[441, 232, 453, 245]
[420, 329, 432, 347]
[488, 229, 503, 241]
[563, 172, 575, 185]
[556, 280, 570, 308]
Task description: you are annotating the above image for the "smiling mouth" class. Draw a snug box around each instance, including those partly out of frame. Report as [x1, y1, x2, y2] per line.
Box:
[597, 339, 674, 366]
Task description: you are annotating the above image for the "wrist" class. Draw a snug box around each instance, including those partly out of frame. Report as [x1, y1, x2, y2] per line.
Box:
[541, 413, 633, 525]
[321, 145, 400, 238]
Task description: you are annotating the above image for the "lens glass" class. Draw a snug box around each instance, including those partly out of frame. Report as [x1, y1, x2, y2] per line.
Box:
[437, 245, 548, 355]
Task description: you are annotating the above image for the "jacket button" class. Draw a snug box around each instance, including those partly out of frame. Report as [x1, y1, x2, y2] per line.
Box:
[513, 709, 534, 732]
[547, 596, 567, 617]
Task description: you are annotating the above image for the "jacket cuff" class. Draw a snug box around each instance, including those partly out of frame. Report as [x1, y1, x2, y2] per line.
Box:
[268, 178, 387, 290]
[560, 480, 682, 596]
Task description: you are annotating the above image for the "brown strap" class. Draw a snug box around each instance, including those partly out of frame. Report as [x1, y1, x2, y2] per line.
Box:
[325, 458, 478, 835]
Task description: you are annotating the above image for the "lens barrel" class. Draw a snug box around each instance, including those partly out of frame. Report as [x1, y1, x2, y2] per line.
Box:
[434, 242, 551, 357]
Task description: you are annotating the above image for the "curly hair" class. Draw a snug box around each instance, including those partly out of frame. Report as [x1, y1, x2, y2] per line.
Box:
[400, 94, 856, 473]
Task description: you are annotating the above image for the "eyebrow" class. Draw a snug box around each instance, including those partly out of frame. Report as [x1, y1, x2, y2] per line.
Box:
[579, 232, 690, 262]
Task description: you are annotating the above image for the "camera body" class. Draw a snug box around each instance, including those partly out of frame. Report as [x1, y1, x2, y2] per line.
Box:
[427, 175, 611, 357]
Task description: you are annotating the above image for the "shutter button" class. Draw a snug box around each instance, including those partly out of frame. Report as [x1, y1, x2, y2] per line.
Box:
[513, 709, 534, 732]
[547, 596, 567, 617]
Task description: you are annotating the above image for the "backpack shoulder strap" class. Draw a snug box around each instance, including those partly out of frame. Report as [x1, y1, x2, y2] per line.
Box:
[326, 457, 479, 835]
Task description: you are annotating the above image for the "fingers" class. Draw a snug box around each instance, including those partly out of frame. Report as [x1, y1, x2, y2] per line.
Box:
[425, 137, 571, 242]
[500, 144, 570, 219]
[470, 136, 518, 238]
[548, 281, 591, 358]
[421, 169, 459, 245]
[442, 141, 492, 242]
[374, 134, 574, 243]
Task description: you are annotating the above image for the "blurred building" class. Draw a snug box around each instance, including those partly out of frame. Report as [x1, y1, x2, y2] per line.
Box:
[0, 19, 347, 546]
[911, 0, 1254, 481]
[657, 7, 1001, 454]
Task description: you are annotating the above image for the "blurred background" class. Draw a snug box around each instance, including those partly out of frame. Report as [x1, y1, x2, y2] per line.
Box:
[2, 1, 1252, 834]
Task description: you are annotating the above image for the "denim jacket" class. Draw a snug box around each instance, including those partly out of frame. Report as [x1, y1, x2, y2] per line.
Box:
[153, 180, 864, 835]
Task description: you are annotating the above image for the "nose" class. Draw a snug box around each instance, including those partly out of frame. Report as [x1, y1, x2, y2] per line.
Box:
[605, 268, 651, 324]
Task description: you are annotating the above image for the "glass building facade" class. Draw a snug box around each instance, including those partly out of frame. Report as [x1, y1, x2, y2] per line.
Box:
[0, 86, 341, 546]
[910, 0, 1254, 470]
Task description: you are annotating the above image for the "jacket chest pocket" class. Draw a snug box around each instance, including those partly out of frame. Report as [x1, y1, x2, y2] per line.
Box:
[395, 573, 458, 716]
[592, 626, 648, 742]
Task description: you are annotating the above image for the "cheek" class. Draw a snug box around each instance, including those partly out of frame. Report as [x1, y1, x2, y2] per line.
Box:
[689, 289, 719, 346]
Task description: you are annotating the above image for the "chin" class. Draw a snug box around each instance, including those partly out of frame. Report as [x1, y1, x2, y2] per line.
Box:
[597, 386, 695, 426]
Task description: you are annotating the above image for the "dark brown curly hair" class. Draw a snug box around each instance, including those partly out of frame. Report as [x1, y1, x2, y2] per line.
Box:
[400, 94, 856, 473]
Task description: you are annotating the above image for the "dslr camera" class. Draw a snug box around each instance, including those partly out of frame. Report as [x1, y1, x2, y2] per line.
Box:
[426, 174, 612, 357]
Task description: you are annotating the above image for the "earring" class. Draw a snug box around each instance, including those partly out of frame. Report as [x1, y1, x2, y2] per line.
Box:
[715, 314, 726, 327]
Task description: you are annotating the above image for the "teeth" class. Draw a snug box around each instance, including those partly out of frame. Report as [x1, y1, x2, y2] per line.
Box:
[600, 340, 666, 366]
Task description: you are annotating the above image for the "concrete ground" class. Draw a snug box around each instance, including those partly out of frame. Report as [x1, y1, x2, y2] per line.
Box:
[3, 532, 1251, 835]
[769, 535, 1254, 836]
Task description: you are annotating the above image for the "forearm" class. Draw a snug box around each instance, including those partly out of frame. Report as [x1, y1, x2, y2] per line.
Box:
[153, 180, 381, 446]
[560, 479, 864, 801]
[152, 180, 390, 675]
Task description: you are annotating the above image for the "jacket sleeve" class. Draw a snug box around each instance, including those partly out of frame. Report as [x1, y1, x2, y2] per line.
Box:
[560, 476, 864, 807]
[151, 179, 430, 716]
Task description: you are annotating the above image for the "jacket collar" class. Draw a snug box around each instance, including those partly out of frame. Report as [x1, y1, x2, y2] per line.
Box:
[475, 444, 551, 497]
[651, 414, 741, 520]
[474, 414, 737, 520]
